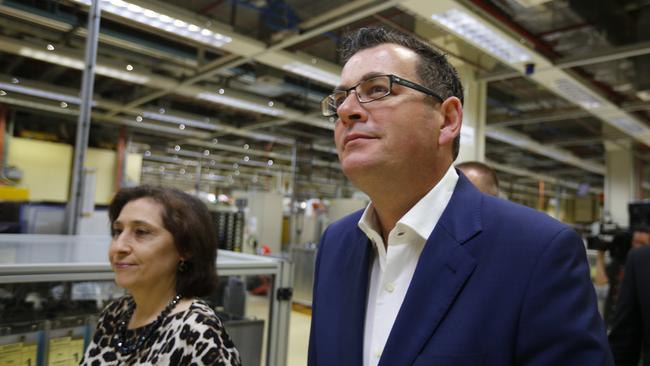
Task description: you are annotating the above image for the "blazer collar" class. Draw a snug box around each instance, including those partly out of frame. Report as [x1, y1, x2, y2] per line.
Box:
[329, 217, 373, 366]
[379, 172, 483, 366]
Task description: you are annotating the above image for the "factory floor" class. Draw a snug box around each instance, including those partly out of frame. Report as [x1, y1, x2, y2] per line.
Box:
[246, 294, 311, 366]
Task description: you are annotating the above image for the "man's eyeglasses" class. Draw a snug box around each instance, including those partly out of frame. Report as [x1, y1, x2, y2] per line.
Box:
[321, 74, 444, 117]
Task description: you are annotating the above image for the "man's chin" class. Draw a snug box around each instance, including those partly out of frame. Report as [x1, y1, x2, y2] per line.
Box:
[341, 159, 382, 180]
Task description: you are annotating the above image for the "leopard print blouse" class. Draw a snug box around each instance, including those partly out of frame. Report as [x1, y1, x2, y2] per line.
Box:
[80, 296, 241, 365]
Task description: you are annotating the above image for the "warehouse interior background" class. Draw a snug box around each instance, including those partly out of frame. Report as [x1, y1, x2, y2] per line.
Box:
[1, 0, 649, 365]
[1, 0, 649, 213]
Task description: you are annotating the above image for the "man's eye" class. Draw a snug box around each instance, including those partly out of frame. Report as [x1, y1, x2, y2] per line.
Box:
[368, 84, 388, 95]
[332, 93, 347, 107]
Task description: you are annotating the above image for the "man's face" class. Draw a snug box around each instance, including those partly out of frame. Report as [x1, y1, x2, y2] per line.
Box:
[333, 44, 446, 183]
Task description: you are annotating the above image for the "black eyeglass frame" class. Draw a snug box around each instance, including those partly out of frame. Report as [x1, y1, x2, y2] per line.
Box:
[321, 74, 445, 117]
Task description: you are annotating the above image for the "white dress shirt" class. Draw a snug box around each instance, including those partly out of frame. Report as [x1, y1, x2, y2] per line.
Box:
[358, 166, 459, 366]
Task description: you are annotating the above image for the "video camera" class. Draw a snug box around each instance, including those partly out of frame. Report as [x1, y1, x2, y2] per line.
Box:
[586, 201, 650, 262]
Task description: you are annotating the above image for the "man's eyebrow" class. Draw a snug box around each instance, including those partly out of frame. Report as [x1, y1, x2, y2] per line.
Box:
[333, 71, 386, 91]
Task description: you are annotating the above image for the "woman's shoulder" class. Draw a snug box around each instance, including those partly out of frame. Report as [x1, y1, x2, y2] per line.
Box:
[162, 299, 241, 365]
[182, 299, 227, 328]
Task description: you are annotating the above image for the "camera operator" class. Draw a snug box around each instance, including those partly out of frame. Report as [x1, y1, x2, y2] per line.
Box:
[608, 228, 650, 365]
[590, 220, 633, 327]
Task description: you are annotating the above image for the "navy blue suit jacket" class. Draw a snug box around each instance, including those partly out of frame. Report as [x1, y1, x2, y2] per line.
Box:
[308, 173, 612, 365]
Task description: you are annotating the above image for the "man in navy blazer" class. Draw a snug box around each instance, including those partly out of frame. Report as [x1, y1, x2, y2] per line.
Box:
[310, 27, 612, 366]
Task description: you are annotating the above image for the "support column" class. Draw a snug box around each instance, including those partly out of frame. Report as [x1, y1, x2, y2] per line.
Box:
[0, 105, 6, 173]
[455, 64, 486, 163]
[114, 127, 126, 191]
[604, 140, 635, 227]
[66, 1, 101, 234]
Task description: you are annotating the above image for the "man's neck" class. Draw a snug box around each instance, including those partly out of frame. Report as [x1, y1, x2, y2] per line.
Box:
[368, 173, 447, 245]
[350, 160, 452, 244]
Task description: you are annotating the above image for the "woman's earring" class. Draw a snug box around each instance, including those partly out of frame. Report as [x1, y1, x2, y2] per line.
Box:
[178, 260, 187, 273]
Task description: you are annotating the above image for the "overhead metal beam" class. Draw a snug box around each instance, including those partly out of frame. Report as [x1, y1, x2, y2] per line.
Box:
[479, 38, 650, 82]
[487, 159, 603, 194]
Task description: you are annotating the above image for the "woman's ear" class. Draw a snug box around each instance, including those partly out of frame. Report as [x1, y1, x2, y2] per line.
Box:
[438, 96, 463, 148]
[179, 250, 193, 261]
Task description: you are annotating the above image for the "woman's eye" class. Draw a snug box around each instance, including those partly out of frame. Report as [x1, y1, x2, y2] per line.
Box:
[111, 228, 122, 237]
[135, 229, 150, 236]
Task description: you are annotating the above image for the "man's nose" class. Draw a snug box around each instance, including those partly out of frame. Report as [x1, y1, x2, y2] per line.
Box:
[337, 92, 368, 126]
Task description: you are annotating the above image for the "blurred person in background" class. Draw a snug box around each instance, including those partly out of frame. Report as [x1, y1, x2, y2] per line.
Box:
[80, 185, 241, 365]
[456, 161, 499, 196]
[608, 229, 650, 366]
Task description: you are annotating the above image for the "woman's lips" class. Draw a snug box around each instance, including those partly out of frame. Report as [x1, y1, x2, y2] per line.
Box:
[114, 262, 136, 269]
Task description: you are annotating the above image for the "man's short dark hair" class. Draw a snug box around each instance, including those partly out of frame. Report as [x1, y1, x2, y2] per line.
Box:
[108, 185, 218, 298]
[340, 27, 464, 159]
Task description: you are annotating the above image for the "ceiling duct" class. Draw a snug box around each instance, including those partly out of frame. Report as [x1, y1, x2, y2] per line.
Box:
[568, 0, 650, 93]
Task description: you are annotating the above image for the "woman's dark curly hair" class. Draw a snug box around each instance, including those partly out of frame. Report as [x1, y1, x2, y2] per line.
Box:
[108, 185, 218, 297]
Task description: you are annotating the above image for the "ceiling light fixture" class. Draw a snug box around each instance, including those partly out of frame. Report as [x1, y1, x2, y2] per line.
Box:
[141, 111, 219, 130]
[609, 116, 646, 135]
[283, 61, 341, 87]
[18, 47, 150, 84]
[430, 9, 532, 64]
[71, 0, 232, 48]
[553, 78, 601, 110]
[196, 92, 285, 116]
[0, 82, 87, 105]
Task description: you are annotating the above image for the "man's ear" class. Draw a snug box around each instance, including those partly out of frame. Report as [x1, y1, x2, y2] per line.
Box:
[438, 96, 463, 147]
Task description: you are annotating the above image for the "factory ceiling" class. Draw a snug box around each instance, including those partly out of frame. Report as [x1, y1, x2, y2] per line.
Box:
[1, 0, 649, 204]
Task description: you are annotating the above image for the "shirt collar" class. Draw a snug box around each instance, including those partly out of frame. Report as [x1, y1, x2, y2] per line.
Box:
[358, 165, 459, 244]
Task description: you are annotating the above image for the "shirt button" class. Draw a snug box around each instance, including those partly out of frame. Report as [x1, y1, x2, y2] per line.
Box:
[385, 282, 395, 293]
[374, 348, 382, 358]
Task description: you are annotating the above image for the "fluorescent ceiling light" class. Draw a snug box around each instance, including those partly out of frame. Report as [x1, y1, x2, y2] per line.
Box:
[283, 62, 341, 87]
[485, 129, 527, 148]
[430, 9, 532, 64]
[511, 0, 553, 7]
[142, 111, 219, 130]
[553, 78, 601, 109]
[0, 82, 86, 105]
[609, 116, 645, 135]
[637, 90, 650, 102]
[72, 0, 232, 48]
[18, 47, 150, 84]
[196, 92, 285, 116]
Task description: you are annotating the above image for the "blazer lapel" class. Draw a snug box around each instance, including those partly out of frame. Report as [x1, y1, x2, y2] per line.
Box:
[325, 225, 373, 365]
[379, 174, 482, 366]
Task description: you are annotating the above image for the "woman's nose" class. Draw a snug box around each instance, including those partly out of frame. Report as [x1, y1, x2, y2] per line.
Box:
[112, 232, 132, 253]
